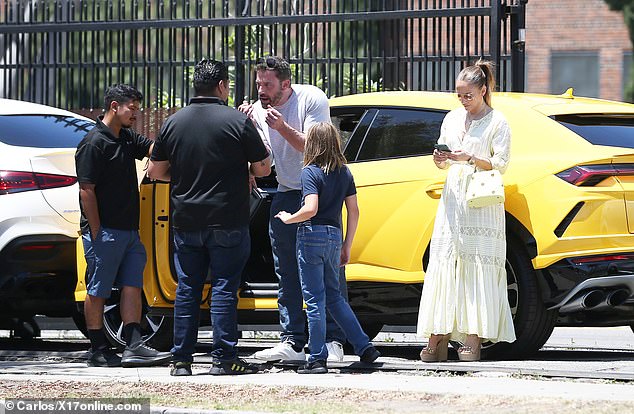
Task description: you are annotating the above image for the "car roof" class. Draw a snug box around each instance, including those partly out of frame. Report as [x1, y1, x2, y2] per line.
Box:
[0, 98, 89, 118]
[329, 91, 634, 116]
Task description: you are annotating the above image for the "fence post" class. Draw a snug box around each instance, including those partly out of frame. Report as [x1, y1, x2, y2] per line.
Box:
[234, 0, 246, 107]
[510, 1, 527, 92]
[489, 0, 502, 87]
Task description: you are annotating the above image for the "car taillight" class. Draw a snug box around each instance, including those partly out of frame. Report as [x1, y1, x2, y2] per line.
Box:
[19, 244, 55, 251]
[0, 170, 77, 195]
[572, 254, 634, 265]
[556, 163, 634, 186]
[35, 172, 77, 189]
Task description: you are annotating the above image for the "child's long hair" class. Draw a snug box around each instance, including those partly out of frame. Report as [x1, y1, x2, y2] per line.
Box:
[303, 122, 347, 174]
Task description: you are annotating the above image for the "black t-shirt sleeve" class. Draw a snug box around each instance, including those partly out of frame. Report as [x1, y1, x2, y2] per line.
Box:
[240, 118, 269, 163]
[150, 121, 169, 162]
[129, 129, 153, 160]
[301, 166, 321, 196]
[75, 141, 105, 185]
[345, 167, 357, 197]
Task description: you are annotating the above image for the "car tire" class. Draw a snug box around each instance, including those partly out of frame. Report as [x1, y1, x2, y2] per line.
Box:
[102, 289, 174, 352]
[10, 317, 41, 340]
[71, 308, 88, 338]
[359, 322, 384, 341]
[478, 236, 557, 359]
[340, 321, 383, 354]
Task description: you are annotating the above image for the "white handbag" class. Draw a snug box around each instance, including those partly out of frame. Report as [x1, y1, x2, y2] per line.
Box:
[465, 169, 505, 208]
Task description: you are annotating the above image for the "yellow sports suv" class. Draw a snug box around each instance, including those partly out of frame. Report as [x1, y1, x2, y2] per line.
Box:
[75, 90, 634, 358]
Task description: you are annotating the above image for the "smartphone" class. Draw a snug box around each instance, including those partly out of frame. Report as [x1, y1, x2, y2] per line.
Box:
[434, 143, 452, 152]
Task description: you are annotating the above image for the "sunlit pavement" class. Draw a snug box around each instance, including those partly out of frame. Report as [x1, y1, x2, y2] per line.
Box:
[2, 327, 634, 403]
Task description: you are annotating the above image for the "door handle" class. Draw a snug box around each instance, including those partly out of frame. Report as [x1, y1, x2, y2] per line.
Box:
[157, 215, 169, 222]
[425, 183, 445, 199]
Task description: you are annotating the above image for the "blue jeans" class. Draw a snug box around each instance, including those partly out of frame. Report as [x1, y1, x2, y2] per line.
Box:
[171, 227, 250, 363]
[269, 191, 347, 348]
[296, 224, 371, 362]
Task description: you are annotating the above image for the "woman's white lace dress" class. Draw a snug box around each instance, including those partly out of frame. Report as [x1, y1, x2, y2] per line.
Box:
[416, 107, 516, 344]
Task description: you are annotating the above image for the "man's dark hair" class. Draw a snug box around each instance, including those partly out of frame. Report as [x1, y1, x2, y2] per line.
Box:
[193, 59, 229, 96]
[104, 84, 143, 110]
[256, 56, 291, 82]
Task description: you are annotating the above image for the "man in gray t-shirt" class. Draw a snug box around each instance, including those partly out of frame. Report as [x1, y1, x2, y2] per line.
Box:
[239, 56, 348, 363]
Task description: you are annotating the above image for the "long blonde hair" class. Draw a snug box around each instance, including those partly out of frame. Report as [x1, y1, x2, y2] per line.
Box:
[303, 122, 347, 174]
[457, 59, 496, 107]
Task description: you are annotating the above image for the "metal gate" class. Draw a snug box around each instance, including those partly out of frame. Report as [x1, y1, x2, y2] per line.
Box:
[0, 1, 526, 113]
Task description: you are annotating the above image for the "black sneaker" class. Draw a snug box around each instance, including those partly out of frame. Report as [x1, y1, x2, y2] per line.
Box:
[359, 346, 381, 363]
[209, 358, 259, 375]
[298, 359, 328, 374]
[121, 343, 172, 368]
[170, 361, 192, 376]
[87, 348, 121, 367]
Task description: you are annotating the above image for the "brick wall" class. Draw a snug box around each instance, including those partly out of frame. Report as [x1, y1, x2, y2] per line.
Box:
[526, 0, 632, 101]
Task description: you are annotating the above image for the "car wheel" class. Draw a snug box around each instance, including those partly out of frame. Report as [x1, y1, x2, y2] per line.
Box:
[10, 317, 41, 340]
[478, 236, 557, 359]
[71, 308, 88, 338]
[102, 289, 174, 352]
[359, 322, 384, 341]
[340, 321, 383, 354]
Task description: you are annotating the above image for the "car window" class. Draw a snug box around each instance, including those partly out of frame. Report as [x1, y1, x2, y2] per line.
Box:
[355, 108, 446, 161]
[331, 107, 377, 162]
[553, 114, 634, 149]
[331, 107, 367, 148]
[0, 115, 94, 148]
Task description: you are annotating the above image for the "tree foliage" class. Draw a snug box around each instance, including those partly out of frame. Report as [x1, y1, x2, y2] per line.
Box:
[604, 0, 634, 102]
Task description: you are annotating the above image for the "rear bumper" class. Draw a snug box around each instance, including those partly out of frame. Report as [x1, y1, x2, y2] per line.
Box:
[0, 234, 78, 317]
[548, 274, 634, 311]
[542, 254, 634, 326]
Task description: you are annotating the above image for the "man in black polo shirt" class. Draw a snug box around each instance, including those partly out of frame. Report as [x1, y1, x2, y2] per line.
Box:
[148, 59, 271, 376]
[75, 84, 172, 368]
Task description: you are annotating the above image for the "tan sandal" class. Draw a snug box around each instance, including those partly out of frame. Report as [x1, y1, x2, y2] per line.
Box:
[420, 334, 450, 362]
[458, 336, 481, 362]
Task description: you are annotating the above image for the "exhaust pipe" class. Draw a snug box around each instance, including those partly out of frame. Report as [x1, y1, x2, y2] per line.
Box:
[558, 289, 605, 314]
[591, 288, 631, 311]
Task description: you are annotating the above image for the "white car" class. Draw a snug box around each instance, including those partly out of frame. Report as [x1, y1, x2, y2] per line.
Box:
[0, 98, 94, 337]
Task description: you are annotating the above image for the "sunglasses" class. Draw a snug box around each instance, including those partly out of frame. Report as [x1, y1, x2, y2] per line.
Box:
[258, 57, 278, 69]
[456, 92, 475, 101]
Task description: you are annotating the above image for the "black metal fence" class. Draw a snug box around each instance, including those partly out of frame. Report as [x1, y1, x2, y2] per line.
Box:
[0, 0, 526, 113]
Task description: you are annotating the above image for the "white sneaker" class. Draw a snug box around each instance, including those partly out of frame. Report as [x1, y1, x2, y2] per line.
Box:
[252, 342, 306, 362]
[326, 341, 344, 362]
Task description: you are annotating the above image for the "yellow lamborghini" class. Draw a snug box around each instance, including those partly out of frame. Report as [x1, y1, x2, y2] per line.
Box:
[75, 90, 634, 358]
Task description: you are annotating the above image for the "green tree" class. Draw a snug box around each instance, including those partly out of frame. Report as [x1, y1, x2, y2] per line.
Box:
[604, 0, 634, 102]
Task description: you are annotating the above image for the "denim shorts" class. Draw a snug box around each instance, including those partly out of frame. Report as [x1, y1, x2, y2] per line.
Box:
[81, 227, 147, 298]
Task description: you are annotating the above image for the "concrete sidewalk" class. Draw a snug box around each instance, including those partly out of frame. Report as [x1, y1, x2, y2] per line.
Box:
[3, 326, 634, 413]
[2, 356, 634, 403]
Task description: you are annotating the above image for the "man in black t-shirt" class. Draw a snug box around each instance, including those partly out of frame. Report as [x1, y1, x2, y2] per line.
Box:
[148, 60, 271, 376]
[75, 84, 172, 368]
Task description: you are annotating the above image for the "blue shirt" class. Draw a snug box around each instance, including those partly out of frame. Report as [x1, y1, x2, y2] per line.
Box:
[301, 164, 356, 228]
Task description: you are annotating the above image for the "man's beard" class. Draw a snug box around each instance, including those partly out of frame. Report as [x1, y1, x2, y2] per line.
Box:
[260, 90, 283, 108]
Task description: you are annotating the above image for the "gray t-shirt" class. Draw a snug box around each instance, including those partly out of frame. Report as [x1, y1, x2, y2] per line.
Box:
[251, 84, 330, 191]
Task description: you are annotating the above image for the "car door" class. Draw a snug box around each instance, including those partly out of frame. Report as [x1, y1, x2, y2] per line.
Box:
[333, 106, 449, 282]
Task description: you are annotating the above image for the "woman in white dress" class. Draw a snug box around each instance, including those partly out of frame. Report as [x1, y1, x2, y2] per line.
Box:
[417, 60, 516, 362]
